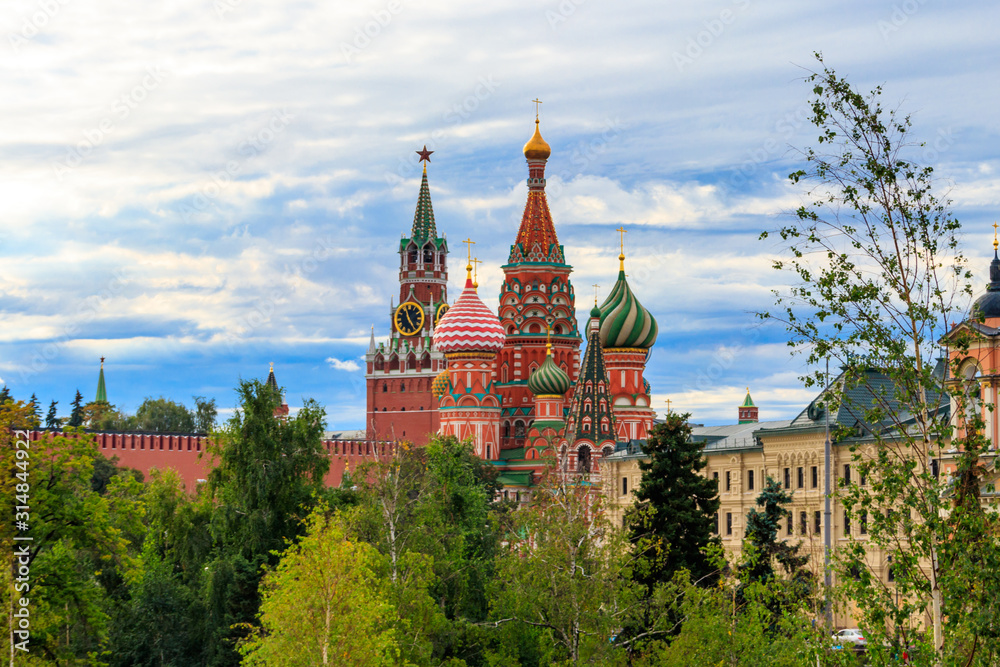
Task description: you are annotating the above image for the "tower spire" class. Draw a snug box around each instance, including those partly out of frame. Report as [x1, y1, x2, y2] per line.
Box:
[95, 357, 108, 404]
[509, 108, 564, 265]
[410, 146, 437, 243]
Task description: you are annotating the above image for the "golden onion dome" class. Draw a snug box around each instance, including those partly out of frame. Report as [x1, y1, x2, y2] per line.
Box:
[431, 369, 450, 399]
[523, 119, 551, 160]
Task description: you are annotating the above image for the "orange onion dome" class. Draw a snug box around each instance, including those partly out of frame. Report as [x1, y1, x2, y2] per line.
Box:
[523, 119, 551, 160]
[432, 276, 505, 354]
[431, 369, 450, 398]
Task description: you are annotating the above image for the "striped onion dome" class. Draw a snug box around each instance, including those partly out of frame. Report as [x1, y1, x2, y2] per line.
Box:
[432, 275, 505, 354]
[599, 268, 658, 349]
[431, 369, 450, 398]
[527, 350, 571, 396]
[643, 377, 651, 395]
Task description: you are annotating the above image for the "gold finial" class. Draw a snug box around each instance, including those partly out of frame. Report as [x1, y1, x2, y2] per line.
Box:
[523, 100, 551, 160]
[593, 283, 600, 306]
[462, 238, 475, 280]
[545, 324, 553, 356]
[665, 398, 672, 415]
[472, 257, 482, 289]
[746, 386, 750, 395]
[993, 222, 998, 252]
[269, 361, 274, 373]
[616, 226, 627, 271]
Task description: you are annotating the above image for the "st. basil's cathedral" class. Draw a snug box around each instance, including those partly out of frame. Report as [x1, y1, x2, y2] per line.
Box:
[364, 115, 659, 491]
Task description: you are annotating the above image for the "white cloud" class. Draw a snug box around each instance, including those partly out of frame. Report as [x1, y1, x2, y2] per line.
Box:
[326, 357, 361, 372]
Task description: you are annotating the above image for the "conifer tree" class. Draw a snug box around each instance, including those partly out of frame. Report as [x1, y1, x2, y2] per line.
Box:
[28, 393, 40, 426]
[628, 412, 720, 586]
[739, 477, 811, 599]
[0, 386, 11, 404]
[68, 390, 85, 427]
[45, 400, 60, 429]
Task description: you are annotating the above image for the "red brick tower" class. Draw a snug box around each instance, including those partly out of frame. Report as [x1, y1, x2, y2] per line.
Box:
[364, 147, 449, 445]
[495, 115, 582, 450]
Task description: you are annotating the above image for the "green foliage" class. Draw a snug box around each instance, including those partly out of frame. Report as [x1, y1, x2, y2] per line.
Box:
[628, 412, 720, 587]
[194, 394, 218, 433]
[238, 508, 400, 666]
[490, 469, 655, 665]
[68, 388, 85, 427]
[201, 378, 330, 665]
[45, 398, 60, 428]
[132, 396, 197, 433]
[763, 53, 1000, 663]
[0, 402, 145, 663]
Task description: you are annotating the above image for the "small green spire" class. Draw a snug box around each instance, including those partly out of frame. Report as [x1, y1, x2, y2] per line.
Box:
[95, 357, 108, 404]
[742, 388, 755, 407]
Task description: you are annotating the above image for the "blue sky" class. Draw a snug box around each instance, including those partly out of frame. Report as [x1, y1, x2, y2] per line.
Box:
[2, 0, 999, 428]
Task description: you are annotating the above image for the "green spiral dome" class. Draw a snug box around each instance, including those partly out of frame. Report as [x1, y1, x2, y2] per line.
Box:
[527, 353, 571, 396]
[599, 270, 658, 349]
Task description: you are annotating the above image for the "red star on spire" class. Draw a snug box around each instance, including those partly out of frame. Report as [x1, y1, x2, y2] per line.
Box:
[416, 145, 434, 163]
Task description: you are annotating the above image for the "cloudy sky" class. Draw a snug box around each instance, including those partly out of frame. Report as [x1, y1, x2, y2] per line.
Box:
[2, 0, 998, 428]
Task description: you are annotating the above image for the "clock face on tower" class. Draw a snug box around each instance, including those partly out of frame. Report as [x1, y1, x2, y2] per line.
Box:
[435, 303, 450, 326]
[394, 302, 425, 336]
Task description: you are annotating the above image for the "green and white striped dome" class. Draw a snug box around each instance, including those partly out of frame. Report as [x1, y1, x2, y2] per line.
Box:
[527, 352, 571, 396]
[599, 269, 658, 349]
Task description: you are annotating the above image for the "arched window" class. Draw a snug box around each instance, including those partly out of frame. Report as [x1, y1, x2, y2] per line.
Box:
[514, 421, 526, 438]
[423, 245, 434, 264]
[503, 421, 511, 438]
[408, 250, 418, 264]
[382, 383, 388, 393]
[577, 446, 592, 474]
[400, 382, 406, 392]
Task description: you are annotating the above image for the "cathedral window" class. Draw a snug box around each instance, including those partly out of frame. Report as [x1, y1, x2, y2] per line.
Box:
[382, 383, 387, 392]
[408, 250, 418, 264]
[423, 246, 434, 263]
[514, 421, 526, 438]
[577, 446, 591, 473]
[400, 382, 406, 392]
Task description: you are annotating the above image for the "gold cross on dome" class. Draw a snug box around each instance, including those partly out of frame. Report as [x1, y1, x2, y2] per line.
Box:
[616, 226, 627, 254]
[994, 222, 998, 251]
[462, 238, 475, 265]
[532, 98, 542, 119]
[665, 398, 672, 415]
[471, 257, 482, 287]
[593, 283, 600, 306]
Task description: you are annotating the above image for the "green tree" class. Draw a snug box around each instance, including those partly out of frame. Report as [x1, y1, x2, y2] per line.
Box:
[762, 53, 998, 663]
[0, 401, 145, 662]
[133, 396, 197, 432]
[45, 399, 60, 429]
[194, 395, 218, 433]
[490, 469, 652, 665]
[28, 392, 40, 427]
[201, 378, 329, 666]
[238, 508, 400, 666]
[68, 388, 85, 427]
[628, 412, 720, 587]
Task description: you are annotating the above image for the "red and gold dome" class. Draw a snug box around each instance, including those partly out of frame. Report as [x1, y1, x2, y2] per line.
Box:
[432, 275, 505, 355]
[431, 369, 451, 398]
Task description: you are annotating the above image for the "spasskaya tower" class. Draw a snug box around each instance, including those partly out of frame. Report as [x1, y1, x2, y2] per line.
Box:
[364, 147, 450, 444]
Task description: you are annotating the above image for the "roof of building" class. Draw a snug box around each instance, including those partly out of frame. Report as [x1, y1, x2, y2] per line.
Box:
[973, 247, 1000, 319]
[527, 346, 571, 396]
[324, 429, 366, 440]
[566, 313, 617, 446]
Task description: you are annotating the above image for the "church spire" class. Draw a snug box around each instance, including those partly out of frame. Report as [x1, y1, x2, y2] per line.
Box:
[95, 357, 108, 404]
[410, 146, 437, 243]
[508, 109, 565, 265]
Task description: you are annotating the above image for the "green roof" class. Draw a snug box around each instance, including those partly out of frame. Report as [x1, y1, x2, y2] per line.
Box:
[741, 390, 755, 407]
[497, 472, 534, 487]
[499, 447, 525, 460]
[95, 361, 107, 404]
